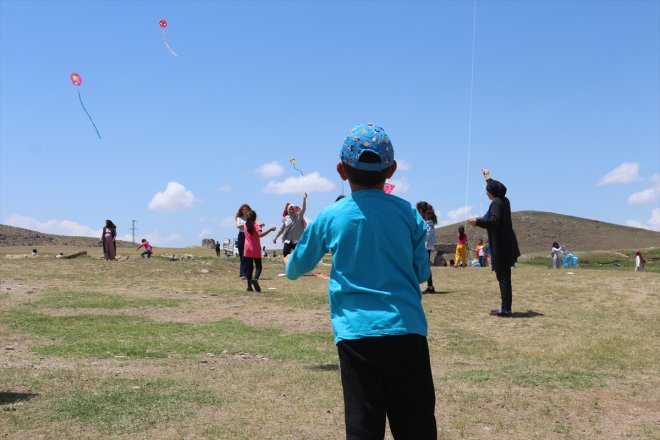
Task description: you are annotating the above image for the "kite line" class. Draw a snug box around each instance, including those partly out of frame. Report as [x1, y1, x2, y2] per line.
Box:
[464, 0, 477, 224]
[77, 90, 101, 140]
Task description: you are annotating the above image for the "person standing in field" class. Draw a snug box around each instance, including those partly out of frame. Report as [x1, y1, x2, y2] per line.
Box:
[417, 201, 437, 293]
[243, 209, 276, 292]
[284, 123, 437, 439]
[469, 168, 520, 317]
[235, 204, 251, 279]
[454, 226, 468, 268]
[635, 251, 646, 272]
[551, 242, 563, 269]
[273, 193, 308, 258]
[476, 239, 486, 268]
[102, 219, 117, 260]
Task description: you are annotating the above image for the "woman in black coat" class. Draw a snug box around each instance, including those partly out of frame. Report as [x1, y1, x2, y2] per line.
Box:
[469, 169, 520, 317]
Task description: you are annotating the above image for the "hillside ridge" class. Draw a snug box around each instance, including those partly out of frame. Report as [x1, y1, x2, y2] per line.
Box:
[2, 211, 659, 253]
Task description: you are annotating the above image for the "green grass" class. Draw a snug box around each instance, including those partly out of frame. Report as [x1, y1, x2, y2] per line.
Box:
[32, 290, 186, 309]
[2, 245, 658, 439]
[519, 246, 660, 272]
[2, 309, 335, 363]
[443, 366, 603, 390]
[50, 378, 218, 434]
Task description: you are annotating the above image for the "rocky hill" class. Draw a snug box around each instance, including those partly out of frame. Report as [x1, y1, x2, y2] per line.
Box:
[434, 211, 660, 254]
[2, 211, 659, 254]
[0, 225, 134, 248]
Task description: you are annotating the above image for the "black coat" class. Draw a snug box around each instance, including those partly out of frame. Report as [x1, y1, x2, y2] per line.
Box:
[475, 179, 520, 270]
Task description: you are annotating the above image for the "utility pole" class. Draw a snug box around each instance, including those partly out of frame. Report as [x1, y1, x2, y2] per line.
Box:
[129, 220, 138, 245]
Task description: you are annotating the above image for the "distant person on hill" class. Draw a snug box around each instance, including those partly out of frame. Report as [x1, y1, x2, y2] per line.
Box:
[454, 225, 468, 268]
[137, 239, 153, 258]
[635, 251, 646, 272]
[468, 168, 520, 317]
[243, 209, 276, 292]
[102, 219, 117, 260]
[273, 193, 308, 259]
[30, 249, 37, 257]
[215, 240, 221, 257]
[551, 242, 563, 269]
[284, 123, 437, 439]
[417, 201, 437, 293]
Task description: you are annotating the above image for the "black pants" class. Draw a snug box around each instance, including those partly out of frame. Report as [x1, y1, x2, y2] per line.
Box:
[426, 250, 434, 287]
[236, 232, 247, 277]
[282, 241, 297, 257]
[244, 257, 262, 284]
[495, 265, 512, 312]
[337, 335, 437, 440]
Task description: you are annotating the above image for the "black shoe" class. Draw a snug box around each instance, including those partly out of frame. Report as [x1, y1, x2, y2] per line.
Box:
[424, 286, 435, 294]
[252, 279, 261, 292]
[246, 286, 253, 292]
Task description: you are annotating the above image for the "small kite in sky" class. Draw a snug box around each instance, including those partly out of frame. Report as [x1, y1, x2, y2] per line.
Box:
[383, 183, 395, 194]
[289, 157, 303, 176]
[159, 19, 179, 57]
[70, 72, 101, 140]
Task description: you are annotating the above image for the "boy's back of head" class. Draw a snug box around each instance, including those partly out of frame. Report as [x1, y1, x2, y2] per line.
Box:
[340, 123, 395, 188]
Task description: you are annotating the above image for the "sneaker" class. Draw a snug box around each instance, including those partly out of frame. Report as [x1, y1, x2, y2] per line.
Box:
[241, 275, 247, 280]
[424, 286, 435, 294]
[490, 308, 512, 317]
[252, 279, 261, 292]
[246, 286, 253, 292]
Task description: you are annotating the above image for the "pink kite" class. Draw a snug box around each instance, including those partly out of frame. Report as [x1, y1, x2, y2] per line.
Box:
[69, 72, 101, 139]
[383, 183, 395, 194]
[159, 19, 178, 57]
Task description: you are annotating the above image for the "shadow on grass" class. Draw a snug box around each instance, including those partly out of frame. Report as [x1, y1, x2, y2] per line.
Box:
[511, 310, 544, 318]
[0, 391, 39, 405]
[307, 363, 339, 371]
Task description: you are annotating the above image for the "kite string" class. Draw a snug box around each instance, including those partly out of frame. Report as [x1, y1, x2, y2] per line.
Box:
[162, 29, 179, 57]
[77, 89, 101, 140]
[463, 0, 477, 227]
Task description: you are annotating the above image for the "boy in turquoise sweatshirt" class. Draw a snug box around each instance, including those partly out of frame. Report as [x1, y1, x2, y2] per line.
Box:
[284, 123, 436, 439]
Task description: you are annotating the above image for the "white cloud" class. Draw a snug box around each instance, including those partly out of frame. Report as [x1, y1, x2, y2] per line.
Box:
[197, 228, 214, 240]
[386, 177, 410, 194]
[396, 159, 412, 171]
[262, 172, 336, 195]
[446, 205, 476, 224]
[625, 219, 646, 229]
[219, 216, 236, 228]
[628, 173, 660, 204]
[4, 214, 100, 237]
[148, 182, 196, 212]
[255, 161, 284, 179]
[626, 208, 660, 231]
[597, 162, 641, 185]
[217, 184, 231, 193]
[140, 231, 184, 247]
[628, 187, 659, 204]
[648, 208, 660, 231]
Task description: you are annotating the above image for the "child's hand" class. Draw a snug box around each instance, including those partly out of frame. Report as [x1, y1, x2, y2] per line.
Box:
[468, 217, 477, 226]
[303, 192, 307, 199]
[272, 237, 277, 244]
[482, 168, 491, 179]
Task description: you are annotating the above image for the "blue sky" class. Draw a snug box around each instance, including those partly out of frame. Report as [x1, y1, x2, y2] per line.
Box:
[1, 0, 658, 247]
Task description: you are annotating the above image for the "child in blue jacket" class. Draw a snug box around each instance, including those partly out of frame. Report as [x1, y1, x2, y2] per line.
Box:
[285, 123, 437, 439]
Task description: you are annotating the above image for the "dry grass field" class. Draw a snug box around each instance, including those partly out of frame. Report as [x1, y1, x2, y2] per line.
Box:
[1, 245, 659, 439]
